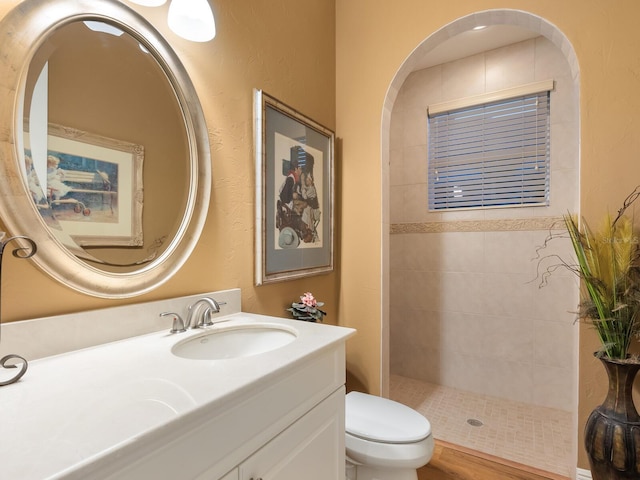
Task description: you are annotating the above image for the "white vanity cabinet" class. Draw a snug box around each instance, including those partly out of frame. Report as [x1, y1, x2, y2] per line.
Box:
[237, 388, 344, 480]
[0, 291, 355, 480]
[219, 388, 344, 480]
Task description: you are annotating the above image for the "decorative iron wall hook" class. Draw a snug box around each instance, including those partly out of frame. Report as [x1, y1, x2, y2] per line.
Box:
[0, 233, 37, 387]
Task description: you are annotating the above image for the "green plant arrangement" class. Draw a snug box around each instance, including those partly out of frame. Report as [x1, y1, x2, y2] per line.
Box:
[287, 292, 326, 322]
[564, 188, 640, 360]
[538, 186, 640, 359]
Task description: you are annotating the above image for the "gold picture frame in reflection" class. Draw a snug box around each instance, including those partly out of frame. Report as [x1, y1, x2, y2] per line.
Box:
[254, 90, 334, 285]
[24, 123, 144, 247]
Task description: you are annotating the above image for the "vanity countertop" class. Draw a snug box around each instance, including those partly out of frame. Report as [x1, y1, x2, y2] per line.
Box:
[0, 310, 355, 480]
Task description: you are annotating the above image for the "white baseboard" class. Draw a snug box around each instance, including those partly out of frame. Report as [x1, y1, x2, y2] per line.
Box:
[576, 468, 591, 480]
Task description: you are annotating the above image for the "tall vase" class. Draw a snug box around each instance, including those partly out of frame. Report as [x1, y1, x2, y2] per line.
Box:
[584, 355, 640, 479]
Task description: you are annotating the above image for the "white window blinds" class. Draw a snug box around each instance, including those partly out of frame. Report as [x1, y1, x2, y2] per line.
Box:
[427, 86, 551, 211]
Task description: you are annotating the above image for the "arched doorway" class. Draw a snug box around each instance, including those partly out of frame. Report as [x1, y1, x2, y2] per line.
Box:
[381, 10, 579, 476]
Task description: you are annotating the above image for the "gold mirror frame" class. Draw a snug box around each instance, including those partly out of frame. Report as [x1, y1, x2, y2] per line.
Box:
[0, 0, 211, 298]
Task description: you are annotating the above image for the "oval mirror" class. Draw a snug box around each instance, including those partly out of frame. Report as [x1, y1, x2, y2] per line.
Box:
[0, 0, 211, 298]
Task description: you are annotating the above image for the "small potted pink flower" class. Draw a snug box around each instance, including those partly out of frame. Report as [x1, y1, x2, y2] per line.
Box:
[287, 292, 326, 322]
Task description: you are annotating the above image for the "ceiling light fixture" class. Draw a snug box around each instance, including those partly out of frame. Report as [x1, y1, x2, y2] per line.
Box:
[167, 0, 216, 42]
[128, 0, 216, 42]
[128, 0, 167, 6]
[473, 25, 487, 31]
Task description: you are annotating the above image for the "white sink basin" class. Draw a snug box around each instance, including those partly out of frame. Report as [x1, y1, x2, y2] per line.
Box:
[171, 323, 297, 360]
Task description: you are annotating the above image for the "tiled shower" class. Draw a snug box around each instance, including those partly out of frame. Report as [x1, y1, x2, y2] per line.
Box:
[388, 35, 579, 474]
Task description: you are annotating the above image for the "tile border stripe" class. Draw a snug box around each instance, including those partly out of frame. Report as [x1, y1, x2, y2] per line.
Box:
[390, 217, 564, 234]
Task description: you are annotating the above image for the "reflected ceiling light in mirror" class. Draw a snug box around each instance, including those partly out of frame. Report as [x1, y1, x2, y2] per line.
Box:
[128, 0, 167, 6]
[84, 21, 125, 36]
[167, 0, 216, 42]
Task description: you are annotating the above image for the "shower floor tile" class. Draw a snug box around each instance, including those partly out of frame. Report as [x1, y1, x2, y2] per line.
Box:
[389, 375, 573, 478]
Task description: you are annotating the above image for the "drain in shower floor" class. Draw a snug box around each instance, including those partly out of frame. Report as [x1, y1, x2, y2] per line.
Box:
[467, 418, 484, 427]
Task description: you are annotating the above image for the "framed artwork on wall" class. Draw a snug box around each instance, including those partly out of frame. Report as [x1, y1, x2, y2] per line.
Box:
[254, 89, 335, 285]
[24, 123, 144, 247]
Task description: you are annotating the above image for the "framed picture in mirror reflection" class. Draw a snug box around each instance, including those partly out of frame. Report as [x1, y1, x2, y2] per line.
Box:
[254, 90, 334, 285]
[23, 123, 144, 247]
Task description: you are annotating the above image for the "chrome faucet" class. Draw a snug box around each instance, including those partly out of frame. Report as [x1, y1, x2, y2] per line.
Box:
[185, 297, 227, 329]
[160, 311, 186, 334]
[160, 297, 227, 333]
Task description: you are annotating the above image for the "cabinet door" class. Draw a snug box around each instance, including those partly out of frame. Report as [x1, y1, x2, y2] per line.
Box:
[239, 388, 345, 480]
[219, 470, 239, 480]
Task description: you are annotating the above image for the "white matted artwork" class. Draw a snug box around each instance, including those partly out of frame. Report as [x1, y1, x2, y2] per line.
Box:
[24, 123, 144, 247]
[273, 132, 324, 250]
[254, 90, 334, 285]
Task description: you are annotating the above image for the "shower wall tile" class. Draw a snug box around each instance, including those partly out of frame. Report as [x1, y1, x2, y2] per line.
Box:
[404, 233, 439, 271]
[437, 207, 484, 222]
[417, 312, 442, 351]
[535, 36, 571, 83]
[447, 312, 489, 356]
[484, 231, 538, 275]
[550, 73, 579, 127]
[389, 235, 407, 271]
[481, 206, 531, 220]
[401, 65, 443, 110]
[550, 119, 579, 171]
[441, 312, 534, 362]
[441, 353, 535, 404]
[389, 267, 406, 305]
[389, 36, 578, 411]
[477, 358, 534, 404]
[478, 314, 534, 361]
[394, 269, 441, 309]
[439, 272, 485, 313]
[389, 148, 403, 187]
[389, 184, 405, 223]
[485, 39, 535, 91]
[436, 232, 485, 273]
[527, 274, 579, 323]
[533, 320, 575, 368]
[402, 105, 428, 148]
[403, 183, 429, 223]
[402, 145, 428, 186]
[413, 308, 441, 348]
[533, 364, 574, 409]
[391, 342, 441, 382]
[549, 168, 580, 215]
[389, 107, 404, 154]
[441, 54, 485, 100]
[481, 272, 534, 318]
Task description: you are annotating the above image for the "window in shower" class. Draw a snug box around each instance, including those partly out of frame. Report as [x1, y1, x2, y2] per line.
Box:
[427, 80, 552, 211]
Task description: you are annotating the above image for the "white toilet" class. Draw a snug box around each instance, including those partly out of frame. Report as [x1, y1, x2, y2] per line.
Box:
[345, 391, 434, 480]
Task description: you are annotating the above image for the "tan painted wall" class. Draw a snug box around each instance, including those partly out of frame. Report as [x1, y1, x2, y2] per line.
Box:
[0, 1, 339, 329]
[336, 0, 640, 470]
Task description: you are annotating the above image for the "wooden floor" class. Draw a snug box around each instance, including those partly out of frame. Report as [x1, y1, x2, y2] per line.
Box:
[418, 440, 572, 480]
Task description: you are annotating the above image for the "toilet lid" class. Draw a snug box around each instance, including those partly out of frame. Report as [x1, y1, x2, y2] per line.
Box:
[345, 392, 431, 443]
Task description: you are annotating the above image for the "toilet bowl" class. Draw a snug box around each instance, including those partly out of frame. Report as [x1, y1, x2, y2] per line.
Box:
[345, 391, 433, 480]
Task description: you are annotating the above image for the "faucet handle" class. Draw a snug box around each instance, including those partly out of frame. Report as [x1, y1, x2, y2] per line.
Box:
[160, 312, 186, 334]
[211, 299, 227, 312]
